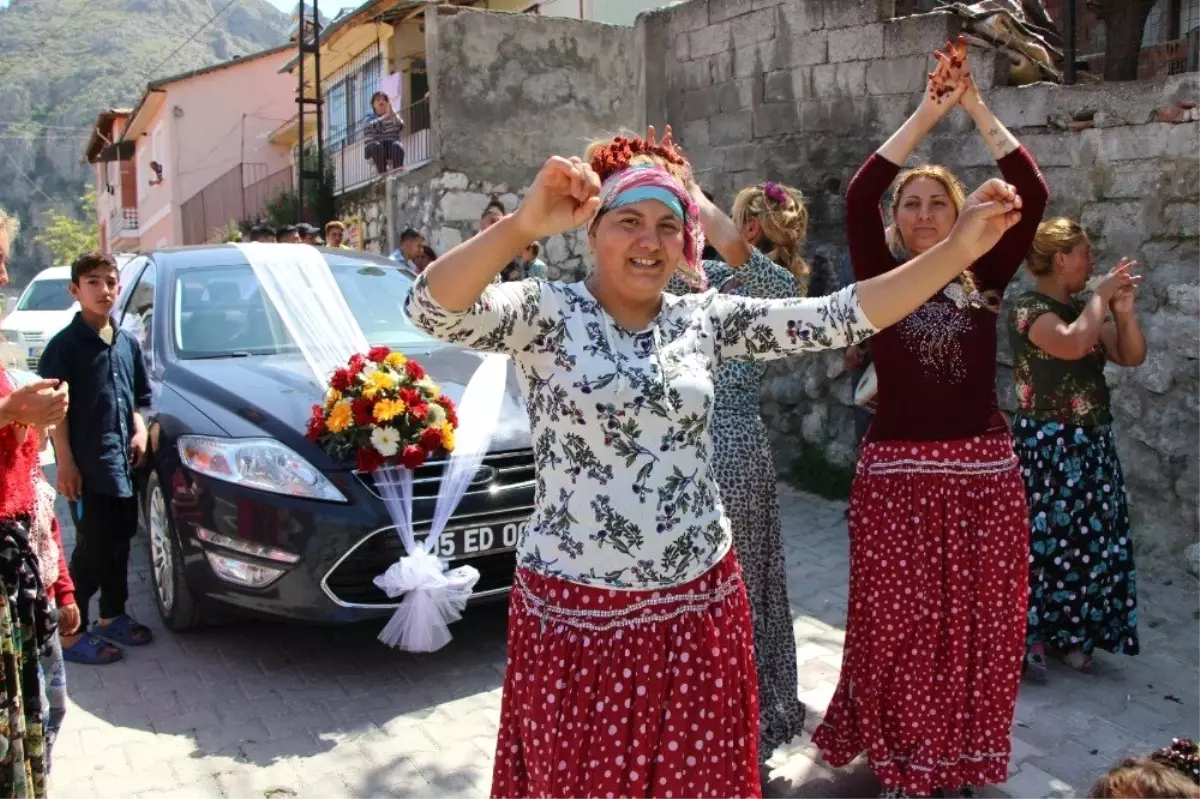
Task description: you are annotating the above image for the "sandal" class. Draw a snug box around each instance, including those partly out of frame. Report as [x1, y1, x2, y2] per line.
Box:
[1063, 648, 1092, 673]
[91, 614, 154, 647]
[62, 634, 124, 665]
[1024, 643, 1049, 682]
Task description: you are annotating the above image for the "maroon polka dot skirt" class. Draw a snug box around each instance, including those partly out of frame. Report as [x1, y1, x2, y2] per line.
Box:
[812, 433, 1029, 796]
[490, 551, 762, 799]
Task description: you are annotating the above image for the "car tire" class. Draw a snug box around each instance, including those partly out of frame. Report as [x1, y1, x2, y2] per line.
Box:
[145, 471, 206, 632]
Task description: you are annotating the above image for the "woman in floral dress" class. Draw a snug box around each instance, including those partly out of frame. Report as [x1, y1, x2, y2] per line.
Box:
[665, 180, 812, 768]
[811, 42, 1048, 798]
[405, 129, 1026, 799]
[1009, 217, 1145, 678]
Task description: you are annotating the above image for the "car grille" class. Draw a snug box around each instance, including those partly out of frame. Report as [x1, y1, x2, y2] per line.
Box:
[25, 358, 38, 371]
[353, 448, 535, 500]
[321, 506, 529, 606]
[22, 332, 44, 344]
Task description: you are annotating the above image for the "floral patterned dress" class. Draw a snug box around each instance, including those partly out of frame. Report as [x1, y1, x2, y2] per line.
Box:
[667, 251, 808, 763]
[405, 274, 875, 798]
[1008, 291, 1138, 657]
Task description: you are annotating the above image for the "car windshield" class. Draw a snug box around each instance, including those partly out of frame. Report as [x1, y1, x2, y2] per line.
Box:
[17, 278, 72, 311]
[174, 256, 436, 359]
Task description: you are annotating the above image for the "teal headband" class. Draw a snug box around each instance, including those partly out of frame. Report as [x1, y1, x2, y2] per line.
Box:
[603, 186, 685, 220]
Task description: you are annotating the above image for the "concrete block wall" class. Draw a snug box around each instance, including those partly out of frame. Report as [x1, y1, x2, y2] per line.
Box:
[638, 0, 1199, 567]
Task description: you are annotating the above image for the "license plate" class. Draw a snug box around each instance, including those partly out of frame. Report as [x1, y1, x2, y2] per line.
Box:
[418, 520, 527, 559]
[27, 347, 39, 358]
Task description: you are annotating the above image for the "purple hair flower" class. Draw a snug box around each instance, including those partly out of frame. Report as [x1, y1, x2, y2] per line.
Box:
[762, 181, 787, 204]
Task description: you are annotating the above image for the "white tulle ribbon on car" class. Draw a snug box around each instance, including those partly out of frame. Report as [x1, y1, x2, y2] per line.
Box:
[371, 351, 507, 651]
[237, 243, 507, 652]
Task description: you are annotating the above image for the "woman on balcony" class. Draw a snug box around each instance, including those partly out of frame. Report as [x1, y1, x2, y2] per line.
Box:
[403, 127, 1027, 798]
[810, 41, 1049, 797]
[365, 91, 405, 175]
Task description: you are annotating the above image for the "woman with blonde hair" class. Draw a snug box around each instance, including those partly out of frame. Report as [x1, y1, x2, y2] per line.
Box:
[812, 40, 1049, 797]
[665, 177, 813, 767]
[405, 121, 1026, 798]
[1009, 217, 1144, 679]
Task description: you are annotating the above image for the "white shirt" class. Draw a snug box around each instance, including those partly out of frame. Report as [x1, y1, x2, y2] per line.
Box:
[405, 275, 875, 590]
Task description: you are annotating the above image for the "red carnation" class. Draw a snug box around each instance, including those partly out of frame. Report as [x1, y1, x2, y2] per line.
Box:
[367, 345, 390, 363]
[398, 387, 421, 406]
[405, 360, 426, 381]
[347, 353, 367, 377]
[351, 397, 374, 427]
[400, 444, 427, 470]
[408, 402, 428, 422]
[419, 426, 443, 452]
[305, 405, 325, 442]
[356, 446, 385, 473]
[329, 368, 352, 392]
[434, 395, 458, 426]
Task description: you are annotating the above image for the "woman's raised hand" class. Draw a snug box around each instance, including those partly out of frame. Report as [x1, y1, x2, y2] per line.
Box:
[1095, 258, 1142, 303]
[513, 156, 602, 240]
[920, 36, 969, 118]
[947, 178, 1023, 262]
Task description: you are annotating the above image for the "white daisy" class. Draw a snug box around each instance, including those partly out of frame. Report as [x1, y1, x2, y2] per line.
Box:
[370, 426, 401, 457]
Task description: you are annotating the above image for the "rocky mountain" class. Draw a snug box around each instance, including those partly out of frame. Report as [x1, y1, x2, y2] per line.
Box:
[0, 0, 292, 284]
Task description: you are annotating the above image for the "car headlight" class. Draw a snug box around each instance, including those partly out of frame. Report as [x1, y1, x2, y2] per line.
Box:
[1, 329, 22, 344]
[178, 436, 347, 503]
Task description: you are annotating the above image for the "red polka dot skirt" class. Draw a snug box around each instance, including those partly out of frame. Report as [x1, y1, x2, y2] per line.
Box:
[812, 434, 1029, 796]
[490, 551, 762, 799]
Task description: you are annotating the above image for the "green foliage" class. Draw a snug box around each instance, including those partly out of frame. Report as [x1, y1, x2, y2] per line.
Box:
[261, 159, 335, 227]
[208, 219, 243, 244]
[32, 190, 100, 265]
[786, 440, 856, 501]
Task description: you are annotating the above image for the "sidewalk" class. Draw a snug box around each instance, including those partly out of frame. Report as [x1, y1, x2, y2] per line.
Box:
[45, 481, 1199, 798]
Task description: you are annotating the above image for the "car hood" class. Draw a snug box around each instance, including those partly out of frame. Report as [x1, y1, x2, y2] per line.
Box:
[1, 309, 75, 338]
[168, 345, 532, 461]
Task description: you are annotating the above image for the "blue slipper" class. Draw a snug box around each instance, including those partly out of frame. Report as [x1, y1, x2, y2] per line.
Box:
[62, 634, 124, 665]
[91, 615, 154, 647]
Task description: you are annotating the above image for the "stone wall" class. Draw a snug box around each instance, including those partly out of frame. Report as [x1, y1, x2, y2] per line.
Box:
[367, 7, 639, 272]
[637, 0, 1200, 566]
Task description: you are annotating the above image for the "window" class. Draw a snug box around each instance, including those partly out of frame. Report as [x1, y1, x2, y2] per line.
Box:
[1143, 0, 1171, 46]
[121, 261, 157, 363]
[16, 279, 73, 312]
[116, 256, 149, 315]
[323, 43, 382, 150]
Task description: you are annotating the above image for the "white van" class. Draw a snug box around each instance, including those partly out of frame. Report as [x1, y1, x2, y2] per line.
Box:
[1, 266, 75, 370]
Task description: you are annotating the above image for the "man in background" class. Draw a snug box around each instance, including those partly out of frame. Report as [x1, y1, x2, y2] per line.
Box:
[297, 224, 320, 245]
[277, 225, 300, 244]
[249, 225, 275, 243]
[324, 221, 349, 249]
[390, 228, 424, 270]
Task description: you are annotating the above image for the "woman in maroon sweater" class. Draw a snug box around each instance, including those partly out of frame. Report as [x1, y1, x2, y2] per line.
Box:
[812, 45, 1048, 797]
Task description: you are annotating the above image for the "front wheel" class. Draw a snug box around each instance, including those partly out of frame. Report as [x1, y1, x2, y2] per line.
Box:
[146, 472, 206, 632]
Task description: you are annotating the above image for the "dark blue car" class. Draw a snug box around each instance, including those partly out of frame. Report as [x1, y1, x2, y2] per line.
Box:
[112, 246, 533, 630]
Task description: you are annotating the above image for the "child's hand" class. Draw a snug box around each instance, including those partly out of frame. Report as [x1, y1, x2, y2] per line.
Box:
[57, 459, 82, 502]
[130, 428, 149, 469]
[58, 602, 81, 636]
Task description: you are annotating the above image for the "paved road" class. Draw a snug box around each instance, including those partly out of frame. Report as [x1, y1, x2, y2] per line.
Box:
[45, 479, 1199, 799]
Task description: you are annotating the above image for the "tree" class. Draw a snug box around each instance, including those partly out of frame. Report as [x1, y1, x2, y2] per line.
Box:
[33, 190, 100, 264]
[1086, 0, 1158, 81]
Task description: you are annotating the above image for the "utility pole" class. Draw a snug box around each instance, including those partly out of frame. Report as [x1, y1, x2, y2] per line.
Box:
[296, 0, 324, 221]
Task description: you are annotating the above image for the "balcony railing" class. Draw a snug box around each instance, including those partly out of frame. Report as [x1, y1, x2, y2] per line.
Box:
[327, 98, 432, 196]
[108, 207, 139, 238]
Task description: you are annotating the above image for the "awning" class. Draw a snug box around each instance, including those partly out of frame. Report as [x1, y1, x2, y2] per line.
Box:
[98, 141, 135, 162]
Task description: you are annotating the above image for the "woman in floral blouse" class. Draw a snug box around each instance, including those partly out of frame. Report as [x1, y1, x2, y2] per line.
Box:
[664, 178, 813, 769]
[1009, 217, 1145, 679]
[404, 130, 1026, 799]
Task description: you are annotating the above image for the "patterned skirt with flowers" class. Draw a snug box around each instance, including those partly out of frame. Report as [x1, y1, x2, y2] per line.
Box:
[1011, 414, 1138, 656]
[812, 433, 1028, 796]
[490, 551, 762, 799]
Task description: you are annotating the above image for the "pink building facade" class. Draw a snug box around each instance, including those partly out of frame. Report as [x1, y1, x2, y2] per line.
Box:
[87, 45, 297, 251]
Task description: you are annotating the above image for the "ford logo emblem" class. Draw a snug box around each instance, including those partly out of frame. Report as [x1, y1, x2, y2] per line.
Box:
[471, 465, 497, 486]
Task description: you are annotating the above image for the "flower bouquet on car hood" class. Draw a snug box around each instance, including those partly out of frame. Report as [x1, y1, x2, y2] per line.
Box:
[306, 344, 508, 652]
[236, 242, 506, 653]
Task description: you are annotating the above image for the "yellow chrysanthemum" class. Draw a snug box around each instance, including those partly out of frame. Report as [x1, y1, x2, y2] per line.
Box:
[326, 401, 353, 433]
[373, 398, 406, 422]
[362, 368, 397, 399]
[439, 423, 455, 452]
[384, 352, 407, 370]
[324, 388, 342, 410]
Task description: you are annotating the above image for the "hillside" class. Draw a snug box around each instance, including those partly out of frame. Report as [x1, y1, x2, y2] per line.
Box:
[0, 0, 292, 284]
